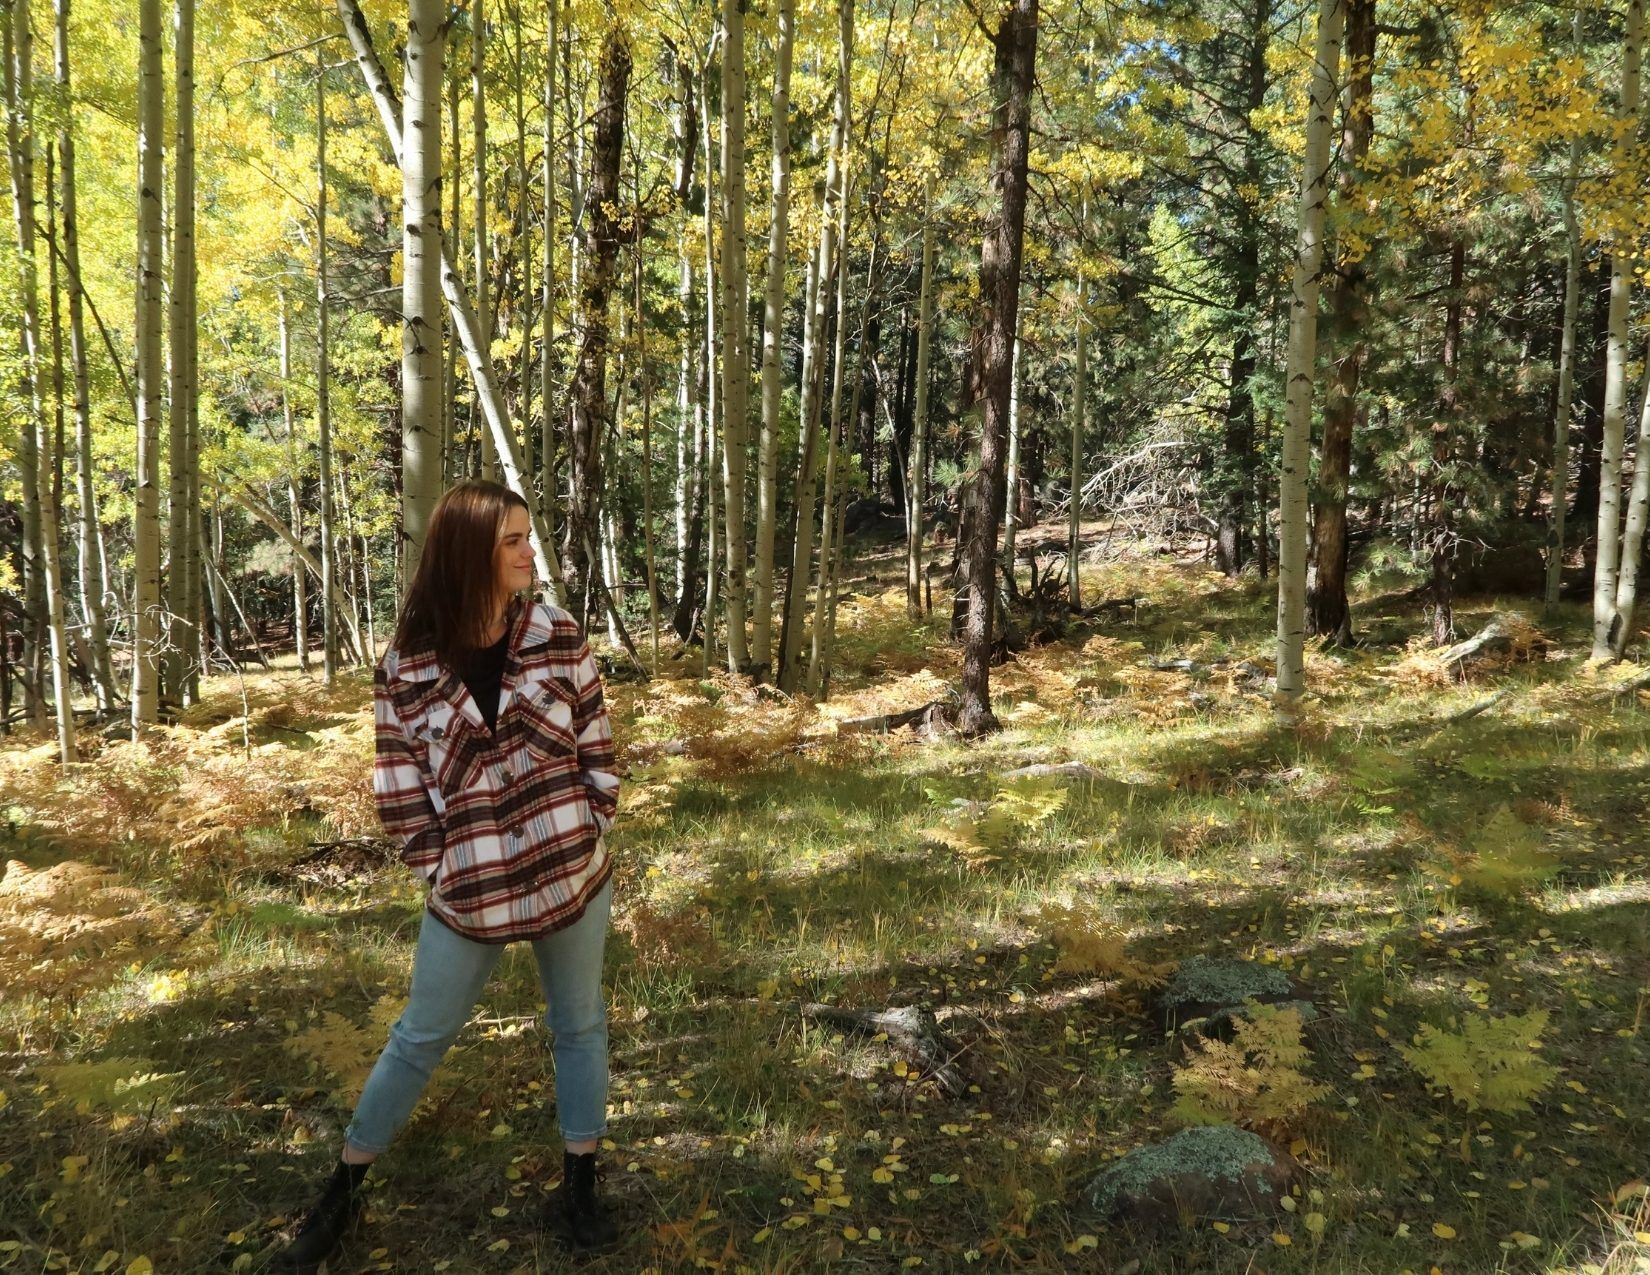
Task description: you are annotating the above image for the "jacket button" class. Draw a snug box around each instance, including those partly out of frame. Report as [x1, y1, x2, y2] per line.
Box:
[500, 768, 514, 784]
[431, 727, 445, 740]
[510, 825, 524, 840]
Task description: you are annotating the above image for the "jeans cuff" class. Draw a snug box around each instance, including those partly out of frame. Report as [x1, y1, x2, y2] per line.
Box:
[560, 1126, 607, 1143]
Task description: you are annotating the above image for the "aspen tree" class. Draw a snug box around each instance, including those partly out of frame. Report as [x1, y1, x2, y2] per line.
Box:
[471, 0, 497, 480]
[401, 0, 446, 584]
[278, 290, 308, 671]
[752, 0, 795, 673]
[1273, 0, 1345, 713]
[541, 0, 557, 535]
[1594, 0, 1643, 659]
[908, 173, 935, 619]
[132, 0, 166, 730]
[165, 0, 197, 704]
[778, 0, 852, 694]
[55, 0, 116, 711]
[1546, 9, 1584, 608]
[719, 0, 751, 671]
[316, 62, 339, 680]
[5, 0, 74, 758]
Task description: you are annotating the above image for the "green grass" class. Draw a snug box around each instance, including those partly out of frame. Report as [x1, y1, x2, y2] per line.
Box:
[2, 559, 1649, 1273]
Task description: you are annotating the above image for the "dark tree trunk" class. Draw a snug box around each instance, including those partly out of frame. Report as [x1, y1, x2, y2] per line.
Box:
[1214, 0, 1272, 576]
[857, 312, 880, 495]
[1570, 261, 1610, 534]
[958, 0, 1037, 738]
[565, 33, 631, 629]
[1307, 0, 1375, 642]
[890, 310, 914, 515]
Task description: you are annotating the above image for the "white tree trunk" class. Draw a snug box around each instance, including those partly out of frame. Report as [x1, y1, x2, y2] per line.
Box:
[1069, 266, 1086, 608]
[57, 0, 116, 711]
[778, 0, 852, 692]
[338, 0, 563, 597]
[751, 0, 795, 673]
[279, 290, 309, 671]
[471, 0, 497, 480]
[131, 0, 166, 731]
[1546, 8, 1584, 609]
[1594, 0, 1643, 659]
[719, 0, 751, 671]
[540, 0, 557, 538]
[1273, 0, 1346, 714]
[907, 174, 934, 618]
[317, 63, 340, 680]
[5, 0, 74, 758]
[1003, 330, 1023, 586]
[401, 0, 446, 586]
[1612, 353, 1650, 655]
[165, 0, 197, 706]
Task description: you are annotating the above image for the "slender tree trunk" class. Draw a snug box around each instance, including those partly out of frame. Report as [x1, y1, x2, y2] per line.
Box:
[1306, 0, 1372, 643]
[1547, 7, 1585, 609]
[445, 53, 461, 481]
[957, 0, 1038, 738]
[1215, 0, 1273, 577]
[701, 64, 720, 671]
[540, 0, 557, 538]
[5, 0, 73, 757]
[1431, 233, 1465, 647]
[637, 243, 660, 674]
[316, 63, 339, 680]
[279, 291, 309, 670]
[1003, 331, 1022, 593]
[908, 174, 935, 618]
[1594, 0, 1644, 659]
[718, 0, 751, 671]
[1068, 262, 1086, 609]
[1273, 0, 1345, 713]
[670, 57, 698, 612]
[471, 0, 498, 481]
[1611, 350, 1650, 654]
[164, 0, 196, 706]
[400, 0, 447, 586]
[565, 31, 631, 628]
[57, 0, 115, 711]
[777, 0, 852, 693]
[131, 0, 166, 730]
[751, 0, 795, 675]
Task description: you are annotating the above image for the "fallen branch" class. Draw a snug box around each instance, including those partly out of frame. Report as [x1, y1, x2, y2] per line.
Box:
[1438, 613, 1528, 668]
[838, 699, 945, 735]
[1443, 690, 1509, 723]
[1594, 668, 1650, 702]
[800, 1002, 968, 1098]
[999, 761, 1101, 781]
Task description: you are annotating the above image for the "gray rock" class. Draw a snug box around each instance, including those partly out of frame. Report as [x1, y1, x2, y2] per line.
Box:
[1084, 1126, 1294, 1229]
[1157, 956, 1307, 1035]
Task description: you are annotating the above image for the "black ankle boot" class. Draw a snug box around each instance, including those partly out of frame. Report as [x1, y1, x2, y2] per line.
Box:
[561, 1150, 618, 1251]
[276, 1160, 367, 1271]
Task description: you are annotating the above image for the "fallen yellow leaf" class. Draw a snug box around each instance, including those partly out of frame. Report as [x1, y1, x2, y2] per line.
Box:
[1433, 1222, 1457, 1240]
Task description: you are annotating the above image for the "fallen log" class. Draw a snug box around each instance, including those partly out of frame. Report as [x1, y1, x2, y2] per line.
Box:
[800, 1002, 968, 1098]
[1438, 612, 1539, 669]
[999, 761, 1101, 781]
[838, 699, 947, 735]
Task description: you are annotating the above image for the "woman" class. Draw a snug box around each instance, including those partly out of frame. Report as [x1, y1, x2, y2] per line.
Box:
[279, 481, 622, 1270]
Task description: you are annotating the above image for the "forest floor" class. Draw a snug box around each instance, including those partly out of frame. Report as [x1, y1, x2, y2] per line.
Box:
[3, 527, 1650, 1274]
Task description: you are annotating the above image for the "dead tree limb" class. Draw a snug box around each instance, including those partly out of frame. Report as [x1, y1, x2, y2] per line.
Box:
[801, 1002, 968, 1098]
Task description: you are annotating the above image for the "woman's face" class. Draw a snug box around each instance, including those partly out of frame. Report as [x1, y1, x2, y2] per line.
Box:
[493, 504, 536, 597]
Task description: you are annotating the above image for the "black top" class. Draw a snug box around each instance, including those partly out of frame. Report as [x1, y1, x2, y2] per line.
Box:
[460, 628, 511, 734]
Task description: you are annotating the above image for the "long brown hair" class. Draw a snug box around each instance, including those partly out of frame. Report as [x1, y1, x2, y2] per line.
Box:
[392, 480, 529, 669]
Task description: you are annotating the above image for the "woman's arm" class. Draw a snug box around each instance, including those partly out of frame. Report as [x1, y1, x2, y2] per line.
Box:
[567, 638, 620, 833]
[372, 668, 446, 880]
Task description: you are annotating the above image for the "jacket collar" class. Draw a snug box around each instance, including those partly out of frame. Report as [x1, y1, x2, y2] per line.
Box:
[385, 595, 546, 686]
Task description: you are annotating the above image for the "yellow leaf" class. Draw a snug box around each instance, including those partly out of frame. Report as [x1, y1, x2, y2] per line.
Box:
[1635, 1232, 1650, 1245]
[486, 1238, 509, 1252]
[1304, 1212, 1326, 1235]
[752, 1227, 772, 1244]
[1272, 1232, 1292, 1246]
[843, 1226, 861, 1241]
[1433, 1222, 1457, 1240]
[126, 1260, 154, 1275]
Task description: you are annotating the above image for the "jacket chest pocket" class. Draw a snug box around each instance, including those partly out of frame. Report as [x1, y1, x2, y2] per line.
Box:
[415, 704, 484, 796]
[518, 677, 578, 761]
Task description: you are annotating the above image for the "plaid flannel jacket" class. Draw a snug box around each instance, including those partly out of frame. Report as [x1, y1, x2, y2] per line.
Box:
[372, 600, 618, 943]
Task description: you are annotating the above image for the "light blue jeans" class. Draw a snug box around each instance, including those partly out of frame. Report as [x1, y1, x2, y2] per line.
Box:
[344, 879, 611, 1153]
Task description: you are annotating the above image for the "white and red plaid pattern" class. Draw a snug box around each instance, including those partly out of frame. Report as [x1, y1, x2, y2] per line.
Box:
[372, 599, 618, 942]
